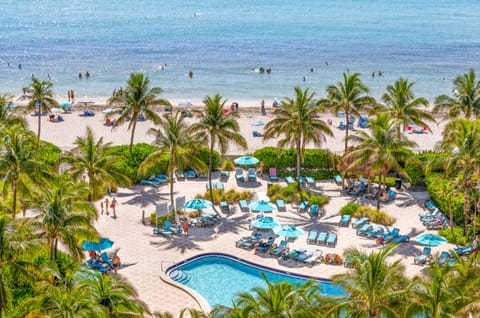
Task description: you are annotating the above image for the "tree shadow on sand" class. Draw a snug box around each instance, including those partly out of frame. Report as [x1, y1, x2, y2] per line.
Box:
[149, 230, 216, 254]
[114, 185, 170, 207]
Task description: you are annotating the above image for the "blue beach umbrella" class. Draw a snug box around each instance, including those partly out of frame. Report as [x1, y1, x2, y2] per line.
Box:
[413, 233, 448, 246]
[81, 238, 114, 251]
[251, 120, 264, 126]
[251, 216, 281, 230]
[184, 198, 213, 210]
[274, 225, 304, 239]
[60, 101, 71, 107]
[234, 155, 259, 166]
[249, 200, 276, 213]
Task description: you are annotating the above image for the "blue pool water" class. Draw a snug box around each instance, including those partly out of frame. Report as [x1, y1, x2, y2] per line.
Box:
[167, 254, 346, 308]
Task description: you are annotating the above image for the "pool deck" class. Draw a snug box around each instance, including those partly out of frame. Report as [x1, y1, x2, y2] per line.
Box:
[94, 175, 455, 316]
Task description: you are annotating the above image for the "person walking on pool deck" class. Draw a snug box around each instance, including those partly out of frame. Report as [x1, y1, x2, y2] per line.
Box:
[105, 197, 109, 215]
[112, 253, 121, 274]
[100, 201, 104, 214]
[258, 161, 265, 176]
[183, 218, 189, 236]
[111, 197, 117, 218]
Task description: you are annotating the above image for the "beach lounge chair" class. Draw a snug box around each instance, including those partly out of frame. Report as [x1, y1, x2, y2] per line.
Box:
[356, 223, 373, 236]
[285, 176, 295, 184]
[291, 249, 312, 262]
[175, 170, 185, 181]
[248, 168, 257, 181]
[297, 200, 309, 213]
[420, 209, 441, 222]
[453, 244, 474, 256]
[303, 250, 323, 266]
[419, 207, 440, 219]
[326, 233, 337, 247]
[186, 169, 197, 179]
[220, 171, 229, 181]
[270, 240, 288, 256]
[220, 201, 230, 213]
[309, 204, 319, 217]
[235, 237, 257, 250]
[307, 231, 318, 244]
[163, 221, 182, 235]
[235, 168, 245, 182]
[414, 247, 432, 265]
[316, 232, 328, 245]
[87, 259, 110, 273]
[438, 251, 453, 266]
[306, 176, 315, 188]
[206, 182, 213, 190]
[239, 200, 249, 212]
[216, 182, 224, 190]
[392, 235, 410, 243]
[256, 237, 276, 253]
[425, 200, 437, 211]
[334, 175, 343, 186]
[100, 252, 114, 268]
[383, 228, 400, 243]
[367, 227, 384, 238]
[276, 199, 286, 212]
[269, 168, 279, 181]
[153, 225, 173, 236]
[426, 216, 448, 230]
[252, 130, 263, 137]
[140, 178, 165, 187]
[338, 214, 351, 227]
[297, 176, 305, 185]
[198, 172, 208, 179]
[352, 217, 370, 229]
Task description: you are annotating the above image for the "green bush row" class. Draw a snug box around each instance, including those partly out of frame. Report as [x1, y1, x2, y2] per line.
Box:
[267, 183, 330, 206]
[196, 188, 252, 205]
[439, 227, 469, 246]
[403, 151, 446, 185]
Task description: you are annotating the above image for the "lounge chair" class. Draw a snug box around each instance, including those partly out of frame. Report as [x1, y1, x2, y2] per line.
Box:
[269, 168, 279, 181]
[256, 237, 275, 253]
[87, 259, 110, 273]
[414, 247, 432, 265]
[309, 204, 320, 216]
[356, 223, 373, 236]
[270, 240, 288, 256]
[276, 199, 286, 212]
[307, 231, 318, 244]
[198, 172, 208, 179]
[248, 168, 257, 181]
[297, 176, 305, 185]
[163, 221, 182, 235]
[153, 225, 173, 236]
[303, 250, 323, 266]
[334, 175, 343, 186]
[216, 182, 224, 190]
[338, 214, 351, 227]
[426, 216, 448, 230]
[392, 235, 410, 243]
[100, 252, 114, 268]
[297, 200, 309, 213]
[352, 217, 370, 229]
[367, 226, 384, 238]
[206, 182, 213, 190]
[383, 228, 400, 243]
[438, 251, 453, 266]
[419, 207, 440, 219]
[454, 244, 474, 256]
[235, 168, 245, 182]
[285, 176, 295, 184]
[316, 232, 328, 245]
[253, 130, 263, 137]
[186, 169, 197, 179]
[140, 178, 166, 187]
[425, 200, 437, 211]
[236, 237, 257, 250]
[306, 176, 315, 188]
[220, 171, 229, 181]
[326, 233, 337, 247]
[239, 200, 249, 212]
[175, 170, 185, 181]
[292, 250, 312, 262]
[220, 201, 230, 213]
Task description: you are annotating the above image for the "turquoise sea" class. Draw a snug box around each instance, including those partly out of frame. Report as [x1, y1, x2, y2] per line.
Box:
[1, 0, 479, 102]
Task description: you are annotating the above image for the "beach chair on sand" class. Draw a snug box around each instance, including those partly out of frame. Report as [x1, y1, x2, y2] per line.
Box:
[356, 223, 373, 236]
[297, 200, 309, 213]
[270, 240, 288, 257]
[326, 233, 337, 247]
[306, 176, 315, 188]
[276, 199, 286, 212]
[334, 175, 343, 186]
[220, 201, 230, 213]
[239, 200, 249, 212]
[186, 169, 197, 179]
[216, 182, 224, 190]
[220, 171, 230, 181]
[414, 247, 432, 265]
[425, 200, 437, 211]
[307, 231, 318, 244]
[175, 170, 185, 181]
[309, 204, 320, 217]
[269, 168, 279, 181]
[352, 217, 369, 229]
[248, 168, 257, 181]
[235, 168, 245, 182]
[454, 243, 474, 256]
[316, 232, 327, 245]
[367, 227, 384, 238]
[304, 250, 323, 266]
[392, 235, 410, 243]
[338, 215, 351, 227]
[285, 176, 295, 184]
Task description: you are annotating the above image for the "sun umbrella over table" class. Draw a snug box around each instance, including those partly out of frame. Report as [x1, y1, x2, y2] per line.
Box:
[234, 155, 259, 166]
[413, 233, 448, 246]
[81, 238, 114, 251]
[251, 216, 281, 230]
[249, 200, 276, 213]
[274, 225, 304, 239]
[60, 101, 71, 107]
[184, 198, 213, 210]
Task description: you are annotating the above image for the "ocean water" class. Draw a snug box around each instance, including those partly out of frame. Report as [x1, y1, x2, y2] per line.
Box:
[1, 0, 479, 102]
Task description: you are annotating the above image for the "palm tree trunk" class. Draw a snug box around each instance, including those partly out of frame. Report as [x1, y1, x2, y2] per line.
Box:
[37, 104, 42, 144]
[397, 124, 401, 140]
[169, 156, 175, 221]
[129, 119, 137, 154]
[12, 177, 17, 218]
[296, 139, 301, 191]
[376, 173, 382, 211]
[88, 172, 94, 202]
[342, 111, 350, 189]
[463, 188, 469, 236]
[208, 140, 214, 202]
[50, 238, 56, 262]
[448, 197, 454, 235]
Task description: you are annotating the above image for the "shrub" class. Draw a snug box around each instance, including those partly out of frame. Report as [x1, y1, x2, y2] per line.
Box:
[404, 159, 424, 185]
[37, 140, 61, 167]
[439, 227, 469, 246]
[340, 202, 361, 215]
[221, 160, 235, 171]
[149, 213, 169, 225]
[266, 183, 329, 205]
[196, 148, 220, 170]
[425, 173, 464, 225]
[196, 189, 252, 205]
[353, 205, 396, 226]
[308, 195, 330, 206]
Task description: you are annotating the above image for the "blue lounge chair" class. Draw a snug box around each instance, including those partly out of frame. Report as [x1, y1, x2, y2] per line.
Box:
[216, 182, 224, 190]
[140, 179, 165, 187]
[253, 130, 263, 137]
[235, 168, 245, 182]
[239, 200, 249, 212]
[426, 216, 448, 230]
[383, 228, 400, 242]
[352, 217, 370, 229]
[186, 169, 197, 179]
[419, 207, 440, 219]
[220, 201, 230, 213]
[285, 176, 295, 184]
[248, 168, 257, 181]
[438, 251, 452, 266]
[425, 200, 437, 211]
[316, 232, 327, 245]
[87, 259, 110, 273]
[339, 214, 351, 227]
[269, 168, 279, 181]
[306, 176, 315, 187]
[198, 172, 208, 179]
[356, 223, 373, 236]
[220, 171, 229, 181]
[270, 240, 288, 256]
[163, 221, 182, 235]
[309, 204, 319, 216]
[153, 225, 173, 236]
[303, 250, 323, 266]
[256, 237, 275, 253]
[297, 176, 305, 185]
[326, 233, 337, 247]
[414, 247, 432, 265]
[101, 252, 113, 268]
[298, 200, 309, 213]
[175, 170, 185, 181]
[420, 208, 441, 221]
[307, 231, 318, 244]
[454, 244, 474, 256]
[276, 199, 286, 212]
[334, 175, 342, 186]
[392, 235, 410, 243]
[206, 182, 213, 190]
[236, 237, 257, 250]
[368, 227, 384, 238]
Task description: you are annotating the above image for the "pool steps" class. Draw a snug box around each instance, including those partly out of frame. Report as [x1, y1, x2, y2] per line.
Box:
[169, 269, 191, 284]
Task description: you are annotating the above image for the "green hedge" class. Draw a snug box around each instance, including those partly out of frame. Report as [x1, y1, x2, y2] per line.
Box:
[403, 152, 446, 186]
[266, 183, 330, 206]
[425, 173, 464, 225]
[37, 140, 61, 167]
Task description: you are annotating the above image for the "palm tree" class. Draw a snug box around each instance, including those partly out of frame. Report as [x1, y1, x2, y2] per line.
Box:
[108, 72, 171, 153]
[32, 172, 98, 262]
[190, 94, 247, 201]
[0, 94, 26, 129]
[0, 127, 43, 217]
[430, 118, 480, 235]
[264, 87, 333, 190]
[21, 77, 59, 143]
[139, 111, 206, 219]
[434, 69, 480, 119]
[346, 113, 417, 210]
[329, 244, 408, 318]
[63, 126, 131, 202]
[380, 78, 434, 138]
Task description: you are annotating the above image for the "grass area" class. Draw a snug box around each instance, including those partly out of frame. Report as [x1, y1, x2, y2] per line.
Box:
[267, 183, 330, 206]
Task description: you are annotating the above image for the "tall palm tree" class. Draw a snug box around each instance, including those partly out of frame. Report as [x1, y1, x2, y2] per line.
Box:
[0, 128, 43, 217]
[324, 72, 373, 155]
[264, 87, 333, 190]
[346, 113, 417, 210]
[139, 112, 206, 219]
[108, 72, 171, 153]
[429, 118, 480, 235]
[21, 77, 59, 143]
[63, 126, 131, 202]
[0, 94, 26, 129]
[329, 244, 408, 318]
[32, 172, 98, 262]
[380, 78, 434, 138]
[434, 69, 480, 119]
[190, 94, 247, 201]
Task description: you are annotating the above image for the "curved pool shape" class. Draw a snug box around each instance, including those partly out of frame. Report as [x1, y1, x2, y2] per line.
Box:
[414, 233, 448, 246]
[166, 253, 346, 308]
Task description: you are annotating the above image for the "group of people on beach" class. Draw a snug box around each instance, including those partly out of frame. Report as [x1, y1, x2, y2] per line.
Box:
[100, 197, 118, 218]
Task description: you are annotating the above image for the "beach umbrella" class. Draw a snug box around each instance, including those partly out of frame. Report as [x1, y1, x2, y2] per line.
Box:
[251, 216, 281, 230]
[234, 155, 259, 166]
[60, 101, 71, 107]
[102, 108, 114, 114]
[413, 233, 448, 246]
[81, 238, 114, 251]
[251, 121, 264, 126]
[274, 225, 304, 239]
[249, 200, 276, 213]
[184, 198, 213, 210]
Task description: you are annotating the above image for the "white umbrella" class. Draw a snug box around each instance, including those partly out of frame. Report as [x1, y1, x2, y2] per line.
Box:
[51, 108, 62, 114]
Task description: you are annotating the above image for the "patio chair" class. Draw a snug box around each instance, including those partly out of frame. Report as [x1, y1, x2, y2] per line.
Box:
[356, 223, 373, 236]
[414, 247, 432, 265]
[206, 182, 213, 190]
[425, 200, 437, 211]
[297, 200, 309, 213]
[198, 172, 208, 179]
[87, 259, 110, 273]
[338, 214, 351, 227]
[454, 243, 474, 256]
[216, 182, 224, 190]
[309, 204, 319, 217]
[392, 235, 410, 243]
[220, 201, 230, 213]
[285, 176, 295, 184]
[236, 237, 257, 250]
[303, 250, 323, 266]
[186, 169, 197, 179]
[306, 176, 315, 188]
[100, 252, 114, 268]
[153, 225, 174, 236]
[235, 168, 245, 182]
[248, 168, 257, 181]
[367, 227, 384, 238]
[326, 233, 337, 247]
[140, 178, 165, 187]
[420, 209, 441, 222]
[175, 170, 185, 181]
[316, 232, 328, 245]
[383, 228, 400, 243]
[426, 216, 448, 230]
[163, 221, 182, 235]
[352, 217, 370, 229]
[239, 200, 250, 212]
[334, 175, 343, 186]
[220, 171, 230, 181]
[297, 176, 305, 185]
[307, 231, 318, 244]
[253, 130, 263, 137]
[276, 199, 286, 212]
[438, 251, 453, 266]
[269, 168, 279, 181]
[255, 237, 275, 253]
[419, 207, 440, 219]
[270, 240, 288, 256]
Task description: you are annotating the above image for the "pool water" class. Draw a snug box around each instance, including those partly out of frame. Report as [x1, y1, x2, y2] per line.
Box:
[167, 254, 346, 308]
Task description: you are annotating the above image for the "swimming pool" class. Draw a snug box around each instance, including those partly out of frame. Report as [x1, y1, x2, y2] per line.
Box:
[166, 253, 346, 308]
